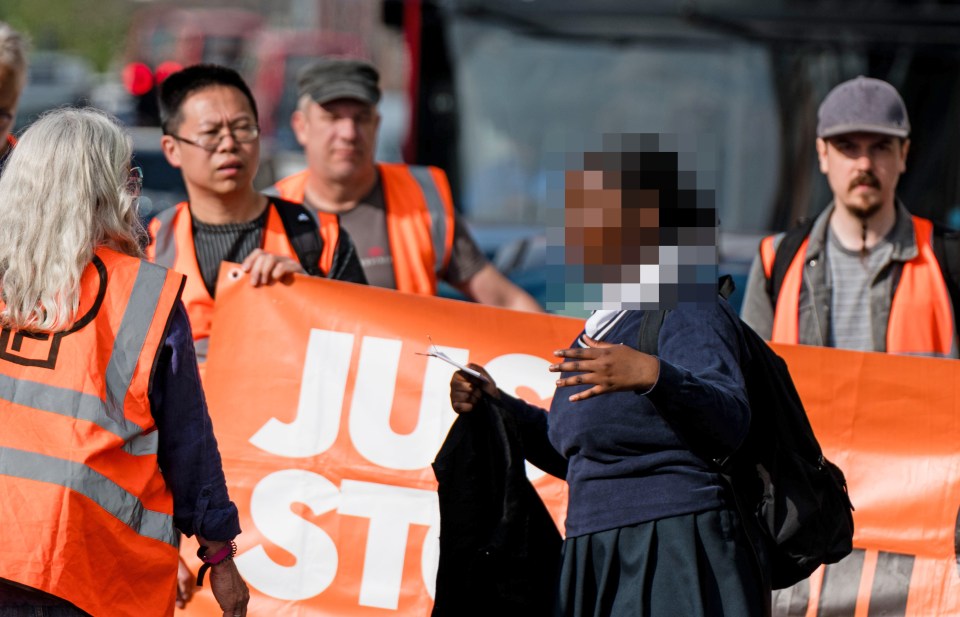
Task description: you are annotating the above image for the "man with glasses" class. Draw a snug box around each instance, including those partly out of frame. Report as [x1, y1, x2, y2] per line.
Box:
[0, 21, 27, 175]
[147, 64, 366, 360]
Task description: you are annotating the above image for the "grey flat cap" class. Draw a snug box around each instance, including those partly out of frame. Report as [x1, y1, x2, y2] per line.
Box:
[297, 58, 381, 106]
[817, 76, 910, 139]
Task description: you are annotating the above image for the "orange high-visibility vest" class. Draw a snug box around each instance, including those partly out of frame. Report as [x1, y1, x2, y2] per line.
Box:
[147, 200, 335, 344]
[0, 247, 184, 617]
[265, 173, 342, 269]
[274, 163, 456, 295]
[761, 216, 955, 354]
[273, 169, 311, 203]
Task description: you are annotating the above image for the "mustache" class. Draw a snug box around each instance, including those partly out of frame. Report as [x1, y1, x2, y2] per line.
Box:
[849, 171, 881, 192]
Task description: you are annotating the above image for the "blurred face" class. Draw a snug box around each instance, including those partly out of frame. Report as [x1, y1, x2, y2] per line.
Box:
[293, 97, 380, 184]
[564, 169, 660, 276]
[817, 132, 909, 220]
[555, 158, 718, 311]
[0, 64, 23, 152]
[161, 85, 260, 199]
[565, 169, 622, 270]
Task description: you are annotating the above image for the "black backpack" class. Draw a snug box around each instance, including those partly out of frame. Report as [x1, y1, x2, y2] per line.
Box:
[270, 198, 330, 277]
[638, 276, 855, 590]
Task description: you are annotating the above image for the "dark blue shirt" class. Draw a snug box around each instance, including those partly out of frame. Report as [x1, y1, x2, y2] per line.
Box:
[505, 299, 750, 538]
[150, 300, 240, 541]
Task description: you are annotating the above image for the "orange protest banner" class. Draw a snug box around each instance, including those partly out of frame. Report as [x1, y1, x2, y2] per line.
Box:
[770, 344, 960, 617]
[178, 268, 580, 615]
[179, 268, 960, 616]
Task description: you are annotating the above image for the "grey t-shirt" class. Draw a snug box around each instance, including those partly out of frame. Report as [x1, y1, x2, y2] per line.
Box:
[826, 227, 894, 352]
[193, 210, 267, 297]
[306, 176, 488, 290]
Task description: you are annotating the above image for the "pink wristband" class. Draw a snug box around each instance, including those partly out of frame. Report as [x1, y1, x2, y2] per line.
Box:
[196, 540, 238, 587]
[200, 540, 236, 565]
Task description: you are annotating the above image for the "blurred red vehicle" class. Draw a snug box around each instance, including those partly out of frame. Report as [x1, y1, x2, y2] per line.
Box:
[122, 7, 265, 125]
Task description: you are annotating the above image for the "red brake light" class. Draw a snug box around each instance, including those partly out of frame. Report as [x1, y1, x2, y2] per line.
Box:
[155, 61, 183, 84]
[123, 62, 154, 97]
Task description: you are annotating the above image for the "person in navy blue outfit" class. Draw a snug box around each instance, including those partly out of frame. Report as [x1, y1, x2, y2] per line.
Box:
[450, 137, 767, 617]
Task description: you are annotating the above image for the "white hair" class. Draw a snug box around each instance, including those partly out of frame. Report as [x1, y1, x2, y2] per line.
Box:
[0, 108, 144, 332]
[0, 21, 28, 88]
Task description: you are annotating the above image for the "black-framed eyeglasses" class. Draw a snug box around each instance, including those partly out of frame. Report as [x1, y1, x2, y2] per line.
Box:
[166, 124, 260, 152]
[125, 166, 143, 198]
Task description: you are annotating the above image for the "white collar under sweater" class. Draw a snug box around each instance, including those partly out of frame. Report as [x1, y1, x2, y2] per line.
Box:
[581, 310, 628, 346]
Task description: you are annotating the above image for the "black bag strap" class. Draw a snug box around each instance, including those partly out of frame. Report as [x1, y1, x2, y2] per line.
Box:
[637, 309, 668, 355]
[766, 218, 815, 308]
[931, 224, 960, 338]
[270, 198, 326, 277]
[636, 276, 737, 355]
[719, 274, 735, 301]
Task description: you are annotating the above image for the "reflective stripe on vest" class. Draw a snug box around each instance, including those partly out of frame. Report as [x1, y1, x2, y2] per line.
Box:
[764, 216, 955, 355]
[0, 248, 183, 616]
[274, 164, 456, 295]
[0, 447, 176, 545]
[148, 201, 300, 342]
[379, 163, 455, 295]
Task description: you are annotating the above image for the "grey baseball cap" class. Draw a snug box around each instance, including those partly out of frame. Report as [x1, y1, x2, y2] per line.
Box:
[297, 58, 381, 106]
[817, 76, 910, 139]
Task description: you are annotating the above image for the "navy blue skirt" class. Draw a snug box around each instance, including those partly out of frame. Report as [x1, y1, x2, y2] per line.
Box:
[555, 509, 767, 617]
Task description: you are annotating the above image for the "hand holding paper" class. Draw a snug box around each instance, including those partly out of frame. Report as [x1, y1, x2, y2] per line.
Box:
[417, 339, 489, 382]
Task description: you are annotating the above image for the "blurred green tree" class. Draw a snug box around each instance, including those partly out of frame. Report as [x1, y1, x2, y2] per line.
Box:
[0, 0, 133, 70]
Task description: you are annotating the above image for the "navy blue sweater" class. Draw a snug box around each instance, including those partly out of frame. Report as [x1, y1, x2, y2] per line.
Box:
[505, 299, 750, 538]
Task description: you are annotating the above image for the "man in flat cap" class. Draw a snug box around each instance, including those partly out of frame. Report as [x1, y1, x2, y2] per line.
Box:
[741, 76, 960, 357]
[271, 58, 541, 311]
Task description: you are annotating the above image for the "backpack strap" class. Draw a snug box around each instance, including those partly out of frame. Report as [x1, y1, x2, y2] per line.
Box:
[931, 223, 960, 337]
[719, 274, 736, 301]
[636, 277, 737, 354]
[766, 218, 815, 308]
[270, 198, 326, 277]
[637, 310, 668, 355]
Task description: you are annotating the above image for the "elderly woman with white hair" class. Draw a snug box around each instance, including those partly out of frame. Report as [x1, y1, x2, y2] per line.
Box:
[0, 108, 249, 617]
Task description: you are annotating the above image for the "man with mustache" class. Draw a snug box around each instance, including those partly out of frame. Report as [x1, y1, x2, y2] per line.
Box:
[741, 76, 959, 356]
[147, 64, 366, 361]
